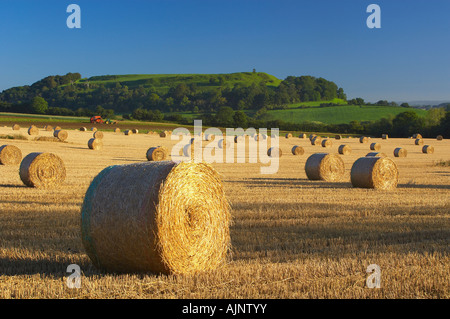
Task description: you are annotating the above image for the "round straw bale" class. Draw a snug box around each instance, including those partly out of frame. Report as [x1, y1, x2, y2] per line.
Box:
[412, 133, 422, 139]
[80, 161, 231, 274]
[436, 135, 443, 141]
[393, 147, 407, 157]
[359, 136, 368, 143]
[80, 127, 87, 131]
[27, 125, 39, 136]
[382, 134, 389, 140]
[366, 152, 387, 157]
[415, 138, 423, 145]
[311, 136, 322, 146]
[114, 128, 121, 133]
[267, 147, 282, 158]
[12, 124, 20, 131]
[291, 145, 304, 155]
[88, 138, 103, 150]
[422, 145, 434, 154]
[53, 126, 61, 131]
[305, 153, 345, 182]
[124, 130, 133, 136]
[338, 144, 351, 155]
[335, 135, 342, 140]
[19, 152, 66, 188]
[299, 133, 307, 139]
[93, 131, 104, 139]
[370, 143, 381, 151]
[132, 129, 139, 134]
[218, 139, 231, 149]
[91, 127, 97, 132]
[321, 139, 332, 148]
[0, 145, 22, 165]
[53, 130, 68, 141]
[350, 156, 398, 190]
[285, 133, 292, 139]
[44, 125, 53, 131]
[160, 131, 167, 138]
[309, 134, 316, 140]
[146, 146, 168, 161]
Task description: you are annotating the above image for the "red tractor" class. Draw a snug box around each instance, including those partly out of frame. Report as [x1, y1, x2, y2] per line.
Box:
[90, 116, 104, 124]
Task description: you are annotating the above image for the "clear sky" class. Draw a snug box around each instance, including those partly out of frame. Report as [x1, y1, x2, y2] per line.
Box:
[0, 0, 449, 102]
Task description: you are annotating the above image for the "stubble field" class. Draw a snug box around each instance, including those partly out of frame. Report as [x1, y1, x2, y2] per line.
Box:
[0, 125, 448, 299]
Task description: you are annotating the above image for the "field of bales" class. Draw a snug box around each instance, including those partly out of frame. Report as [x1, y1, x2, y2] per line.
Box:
[0, 124, 448, 299]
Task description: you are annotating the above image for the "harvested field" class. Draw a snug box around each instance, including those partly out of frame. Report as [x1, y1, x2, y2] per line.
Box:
[0, 125, 448, 299]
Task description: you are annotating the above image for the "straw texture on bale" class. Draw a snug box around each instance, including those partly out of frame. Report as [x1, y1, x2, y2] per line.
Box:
[394, 148, 407, 157]
[436, 135, 443, 141]
[146, 146, 168, 161]
[93, 131, 104, 139]
[267, 147, 282, 158]
[370, 143, 381, 151]
[124, 130, 133, 136]
[54, 126, 61, 131]
[350, 156, 398, 190]
[309, 134, 316, 140]
[311, 136, 322, 145]
[91, 127, 97, 132]
[291, 145, 304, 155]
[382, 134, 389, 140]
[88, 138, 103, 150]
[80, 161, 231, 274]
[305, 153, 345, 182]
[338, 144, 351, 155]
[359, 136, 368, 143]
[321, 139, 332, 148]
[12, 124, 20, 131]
[28, 126, 39, 136]
[218, 139, 231, 150]
[80, 127, 87, 131]
[234, 136, 244, 143]
[415, 139, 424, 145]
[19, 152, 66, 188]
[422, 145, 434, 154]
[412, 133, 422, 139]
[0, 145, 22, 165]
[366, 152, 387, 157]
[285, 133, 292, 139]
[44, 125, 53, 131]
[53, 130, 68, 141]
[299, 133, 307, 139]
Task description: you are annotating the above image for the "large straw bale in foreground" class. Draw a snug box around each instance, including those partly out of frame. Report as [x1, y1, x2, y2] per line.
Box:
[291, 145, 304, 155]
[0, 145, 22, 165]
[146, 146, 168, 161]
[338, 144, 351, 155]
[370, 143, 381, 151]
[88, 138, 103, 150]
[53, 130, 68, 141]
[19, 152, 66, 188]
[422, 145, 434, 154]
[351, 156, 398, 190]
[28, 126, 39, 136]
[305, 153, 345, 182]
[81, 161, 231, 274]
[394, 148, 407, 157]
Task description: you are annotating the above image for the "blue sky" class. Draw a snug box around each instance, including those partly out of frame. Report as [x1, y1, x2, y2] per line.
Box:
[0, 0, 449, 102]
